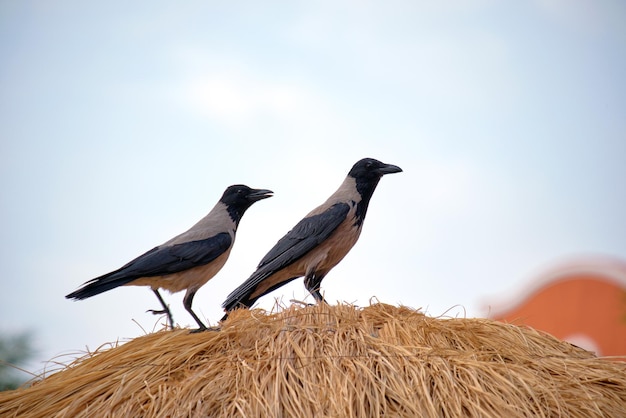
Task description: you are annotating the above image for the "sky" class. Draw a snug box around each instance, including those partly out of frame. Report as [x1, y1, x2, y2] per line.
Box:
[1, 0, 625, 380]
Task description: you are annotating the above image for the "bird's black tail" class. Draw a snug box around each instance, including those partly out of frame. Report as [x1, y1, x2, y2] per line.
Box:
[222, 272, 300, 312]
[65, 271, 136, 300]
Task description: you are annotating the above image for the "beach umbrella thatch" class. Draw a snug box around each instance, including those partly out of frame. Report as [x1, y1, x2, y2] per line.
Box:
[1, 303, 625, 417]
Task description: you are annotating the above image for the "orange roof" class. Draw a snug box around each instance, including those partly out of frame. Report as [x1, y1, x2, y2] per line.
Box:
[484, 256, 626, 358]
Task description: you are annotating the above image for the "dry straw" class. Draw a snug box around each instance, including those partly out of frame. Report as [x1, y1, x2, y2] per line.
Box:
[1, 303, 625, 417]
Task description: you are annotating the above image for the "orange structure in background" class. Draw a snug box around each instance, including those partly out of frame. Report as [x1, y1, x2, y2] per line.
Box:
[485, 256, 626, 359]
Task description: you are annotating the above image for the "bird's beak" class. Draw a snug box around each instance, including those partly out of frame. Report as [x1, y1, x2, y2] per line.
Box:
[377, 163, 403, 175]
[248, 189, 274, 201]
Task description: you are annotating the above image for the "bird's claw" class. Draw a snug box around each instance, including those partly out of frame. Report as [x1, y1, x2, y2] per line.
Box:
[147, 307, 175, 330]
[147, 309, 168, 315]
[189, 325, 219, 334]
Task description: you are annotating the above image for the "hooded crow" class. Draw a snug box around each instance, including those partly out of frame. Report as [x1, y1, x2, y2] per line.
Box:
[66, 184, 273, 332]
[221, 158, 402, 318]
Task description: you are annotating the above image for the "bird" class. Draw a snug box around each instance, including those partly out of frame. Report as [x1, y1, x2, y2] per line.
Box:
[221, 158, 402, 319]
[66, 184, 273, 332]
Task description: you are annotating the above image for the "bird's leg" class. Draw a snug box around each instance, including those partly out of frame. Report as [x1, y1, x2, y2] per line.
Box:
[183, 289, 208, 333]
[147, 289, 174, 330]
[304, 271, 327, 304]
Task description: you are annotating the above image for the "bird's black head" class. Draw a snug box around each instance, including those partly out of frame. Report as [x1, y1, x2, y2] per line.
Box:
[348, 158, 402, 225]
[220, 185, 273, 223]
[348, 158, 402, 187]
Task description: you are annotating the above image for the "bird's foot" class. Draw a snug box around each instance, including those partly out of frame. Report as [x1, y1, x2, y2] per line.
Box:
[189, 325, 220, 334]
[147, 309, 168, 315]
[146, 308, 175, 330]
[289, 299, 310, 307]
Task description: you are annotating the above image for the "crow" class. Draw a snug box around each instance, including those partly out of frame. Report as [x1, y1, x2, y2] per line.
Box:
[66, 184, 272, 331]
[222, 158, 401, 319]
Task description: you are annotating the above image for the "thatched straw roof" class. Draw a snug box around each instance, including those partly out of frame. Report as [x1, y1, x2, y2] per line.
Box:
[1, 303, 625, 417]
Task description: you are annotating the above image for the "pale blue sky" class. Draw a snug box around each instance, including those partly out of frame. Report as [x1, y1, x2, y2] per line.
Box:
[1, 1, 625, 378]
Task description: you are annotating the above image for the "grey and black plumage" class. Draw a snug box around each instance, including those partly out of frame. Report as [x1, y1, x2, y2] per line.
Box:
[66, 185, 273, 331]
[221, 158, 402, 319]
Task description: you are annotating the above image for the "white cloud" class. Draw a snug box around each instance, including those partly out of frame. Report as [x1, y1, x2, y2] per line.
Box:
[181, 74, 302, 123]
[170, 47, 340, 134]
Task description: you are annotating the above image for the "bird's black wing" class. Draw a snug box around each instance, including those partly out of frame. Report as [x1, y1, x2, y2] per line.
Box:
[124, 232, 233, 277]
[66, 232, 232, 299]
[222, 202, 350, 310]
[257, 202, 351, 269]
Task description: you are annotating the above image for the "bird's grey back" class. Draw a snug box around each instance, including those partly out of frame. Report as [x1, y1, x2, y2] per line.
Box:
[162, 202, 237, 247]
